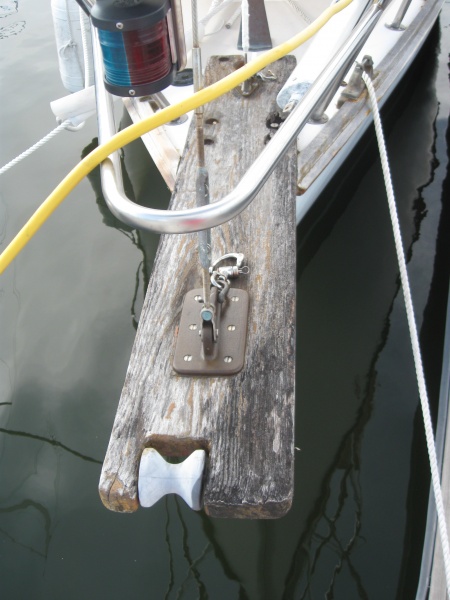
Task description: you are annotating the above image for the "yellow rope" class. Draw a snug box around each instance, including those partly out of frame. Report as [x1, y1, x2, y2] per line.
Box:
[0, 0, 353, 274]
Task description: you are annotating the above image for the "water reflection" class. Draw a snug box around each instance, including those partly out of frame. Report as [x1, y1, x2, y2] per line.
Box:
[0, 1, 18, 19]
[171, 499, 210, 598]
[0, 427, 102, 464]
[285, 27, 446, 598]
[159, 499, 246, 598]
[81, 136, 154, 330]
[0, 500, 51, 560]
[0, 1, 24, 40]
[284, 371, 377, 599]
[81, 112, 167, 330]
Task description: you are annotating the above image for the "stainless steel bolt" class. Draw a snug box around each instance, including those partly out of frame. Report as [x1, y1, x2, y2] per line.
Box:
[201, 309, 213, 321]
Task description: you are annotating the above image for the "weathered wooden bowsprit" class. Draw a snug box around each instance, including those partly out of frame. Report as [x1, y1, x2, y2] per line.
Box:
[99, 56, 297, 518]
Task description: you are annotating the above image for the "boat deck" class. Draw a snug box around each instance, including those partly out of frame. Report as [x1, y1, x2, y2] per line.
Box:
[98, 56, 298, 517]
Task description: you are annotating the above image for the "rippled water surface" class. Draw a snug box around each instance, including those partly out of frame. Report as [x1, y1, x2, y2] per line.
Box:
[1, 1, 449, 598]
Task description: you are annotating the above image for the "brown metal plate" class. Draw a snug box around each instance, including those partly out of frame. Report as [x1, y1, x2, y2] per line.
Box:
[173, 288, 249, 375]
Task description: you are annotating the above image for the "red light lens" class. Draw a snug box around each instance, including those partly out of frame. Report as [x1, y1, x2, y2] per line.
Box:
[123, 19, 172, 86]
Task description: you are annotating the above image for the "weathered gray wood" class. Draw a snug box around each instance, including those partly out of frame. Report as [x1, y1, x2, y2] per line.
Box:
[99, 55, 297, 518]
[297, 0, 442, 194]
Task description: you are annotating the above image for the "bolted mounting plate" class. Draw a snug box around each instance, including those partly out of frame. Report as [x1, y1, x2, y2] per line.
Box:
[173, 288, 249, 375]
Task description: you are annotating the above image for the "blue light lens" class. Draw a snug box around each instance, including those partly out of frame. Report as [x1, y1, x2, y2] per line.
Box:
[98, 30, 131, 87]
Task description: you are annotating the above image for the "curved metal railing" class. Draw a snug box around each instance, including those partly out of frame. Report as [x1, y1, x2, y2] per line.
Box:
[94, 2, 385, 234]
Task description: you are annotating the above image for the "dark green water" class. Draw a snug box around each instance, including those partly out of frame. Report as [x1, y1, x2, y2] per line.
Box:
[0, 1, 449, 598]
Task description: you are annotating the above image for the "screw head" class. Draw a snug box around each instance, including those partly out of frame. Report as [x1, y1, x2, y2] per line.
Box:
[201, 309, 213, 322]
[129, 89, 136, 96]
[116, 22, 124, 29]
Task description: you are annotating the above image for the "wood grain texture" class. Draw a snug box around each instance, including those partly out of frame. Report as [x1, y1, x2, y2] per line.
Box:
[99, 55, 297, 518]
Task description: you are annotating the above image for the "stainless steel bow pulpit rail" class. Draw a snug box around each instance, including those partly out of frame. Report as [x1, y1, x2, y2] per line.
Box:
[94, 1, 385, 234]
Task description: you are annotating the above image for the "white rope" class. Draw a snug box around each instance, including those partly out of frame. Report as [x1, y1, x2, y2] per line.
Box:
[79, 6, 91, 89]
[362, 71, 450, 598]
[200, 0, 233, 27]
[285, 0, 312, 24]
[204, 0, 224, 20]
[185, 0, 235, 45]
[225, 6, 242, 29]
[1, 3, 93, 177]
[0, 120, 72, 176]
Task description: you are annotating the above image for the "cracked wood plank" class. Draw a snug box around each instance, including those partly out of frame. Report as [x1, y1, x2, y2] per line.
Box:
[99, 55, 297, 518]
